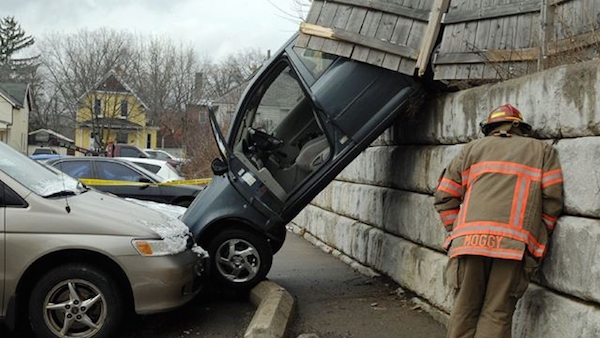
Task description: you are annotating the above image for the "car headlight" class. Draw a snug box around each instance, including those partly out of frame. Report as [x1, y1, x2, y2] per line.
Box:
[132, 239, 183, 256]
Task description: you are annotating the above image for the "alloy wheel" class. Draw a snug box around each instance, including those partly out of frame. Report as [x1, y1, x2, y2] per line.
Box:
[215, 238, 261, 283]
[43, 278, 106, 337]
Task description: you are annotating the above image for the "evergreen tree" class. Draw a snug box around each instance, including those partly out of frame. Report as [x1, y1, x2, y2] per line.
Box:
[0, 16, 38, 81]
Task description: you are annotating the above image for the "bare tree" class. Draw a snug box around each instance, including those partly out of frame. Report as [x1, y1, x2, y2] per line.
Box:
[201, 48, 268, 100]
[37, 28, 135, 137]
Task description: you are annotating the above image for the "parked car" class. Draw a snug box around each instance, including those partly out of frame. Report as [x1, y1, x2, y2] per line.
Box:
[30, 154, 62, 161]
[144, 149, 184, 170]
[47, 157, 202, 207]
[181, 34, 423, 290]
[121, 157, 185, 181]
[0, 140, 208, 338]
[106, 143, 150, 158]
[32, 148, 58, 155]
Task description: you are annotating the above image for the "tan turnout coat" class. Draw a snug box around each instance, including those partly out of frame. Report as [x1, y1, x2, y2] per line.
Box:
[434, 131, 563, 261]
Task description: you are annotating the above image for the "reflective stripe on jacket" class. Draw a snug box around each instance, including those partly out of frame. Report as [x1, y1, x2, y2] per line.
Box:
[434, 133, 563, 261]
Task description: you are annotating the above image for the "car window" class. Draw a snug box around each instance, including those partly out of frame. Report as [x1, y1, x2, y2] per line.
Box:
[55, 161, 92, 178]
[154, 152, 170, 160]
[120, 146, 142, 157]
[252, 65, 305, 134]
[135, 162, 161, 174]
[33, 149, 50, 155]
[292, 47, 336, 80]
[96, 161, 144, 181]
[0, 181, 27, 207]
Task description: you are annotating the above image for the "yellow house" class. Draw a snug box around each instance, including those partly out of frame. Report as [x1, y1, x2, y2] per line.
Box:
[75, 70, 157, 153]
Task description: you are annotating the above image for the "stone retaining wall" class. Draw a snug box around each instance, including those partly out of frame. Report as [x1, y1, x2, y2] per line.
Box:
[291, 59, 600, 337]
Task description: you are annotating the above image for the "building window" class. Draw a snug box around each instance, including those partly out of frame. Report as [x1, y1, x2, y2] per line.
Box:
[146, 133, 151, 148]
[94, 99, 102, 117]
[120, 100, 128, 118]
[117, 132, 127, 143]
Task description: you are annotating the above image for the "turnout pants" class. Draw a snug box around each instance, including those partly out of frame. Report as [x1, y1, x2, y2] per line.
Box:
[445, 255, 534, 338]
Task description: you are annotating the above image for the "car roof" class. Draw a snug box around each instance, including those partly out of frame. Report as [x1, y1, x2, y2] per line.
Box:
[120, 157, 168, 166]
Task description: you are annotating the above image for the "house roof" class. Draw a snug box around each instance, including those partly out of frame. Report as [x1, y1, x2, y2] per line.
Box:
[79, 69, 149, 110]
[0, 82, 30, 108]
[79, 117, 144, 130]
[29, 128, 75, 143]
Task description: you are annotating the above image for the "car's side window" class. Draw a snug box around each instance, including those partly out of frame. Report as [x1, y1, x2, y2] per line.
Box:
[0, 181, 27, 208]
[120, 147, 141, 158]
[135, 162, 160, 174]
[155, 153, 169, 160]
[96, 162, 144, 182]
[56, 161, 92, 178]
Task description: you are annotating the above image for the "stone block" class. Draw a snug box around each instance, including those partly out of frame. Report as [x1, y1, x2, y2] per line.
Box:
[539, 216, 600, 304]
[513, 285, 600, 338]
[311, 182, 449, 251]
[392, 59, 600, 145]
[556, 137, 600, 218]
[338, 144, 462, 194]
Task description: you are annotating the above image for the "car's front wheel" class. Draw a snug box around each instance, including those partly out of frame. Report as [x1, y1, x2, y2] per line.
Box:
[208, 228, 273, 290]
[28, 264, 123, 338]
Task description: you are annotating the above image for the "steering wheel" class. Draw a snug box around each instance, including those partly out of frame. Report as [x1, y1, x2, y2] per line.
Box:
[247, 127, 284, 152]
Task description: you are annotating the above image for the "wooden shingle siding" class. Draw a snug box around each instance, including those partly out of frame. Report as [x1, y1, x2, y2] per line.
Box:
[433, 0, 600, 84]
[300, 0, 600, 85]
[298, 0, 436, 76]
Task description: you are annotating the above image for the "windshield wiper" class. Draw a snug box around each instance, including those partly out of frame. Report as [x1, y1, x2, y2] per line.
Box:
[44, 190, 77, 198]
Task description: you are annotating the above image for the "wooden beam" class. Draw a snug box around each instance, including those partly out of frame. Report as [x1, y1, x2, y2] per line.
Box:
[435, 29, 600, 66]
[435, 48, 540, 64]
[300, 22, 419, 60]
[328, 0, 431, 22]
[539, 0, 554, 70]
[548, 30, 600, 55]
[416, 0, 450, 76]
[443, 1, 541, 24]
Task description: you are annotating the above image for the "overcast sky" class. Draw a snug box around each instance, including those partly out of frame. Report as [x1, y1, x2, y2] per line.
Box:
[4, 0, 306, 61]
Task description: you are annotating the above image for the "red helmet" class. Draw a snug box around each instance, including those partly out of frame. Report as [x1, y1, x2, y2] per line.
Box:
[480, 104, 531, 135]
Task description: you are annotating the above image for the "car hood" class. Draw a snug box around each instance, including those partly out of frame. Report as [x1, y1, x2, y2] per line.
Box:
[21, 189, 190, 239]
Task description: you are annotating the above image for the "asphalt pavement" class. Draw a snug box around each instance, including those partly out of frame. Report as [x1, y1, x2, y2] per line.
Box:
[268, 231, 447, 338]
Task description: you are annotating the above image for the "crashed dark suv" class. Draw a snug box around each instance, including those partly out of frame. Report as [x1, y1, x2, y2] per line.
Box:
[182, 35, 423, 289]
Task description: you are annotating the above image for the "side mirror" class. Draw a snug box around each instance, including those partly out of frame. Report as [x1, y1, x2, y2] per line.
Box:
[211, 158, 228, 176]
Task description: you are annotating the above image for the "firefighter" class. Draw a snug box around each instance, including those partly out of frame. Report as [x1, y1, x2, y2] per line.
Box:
[434, 104, 564, 338]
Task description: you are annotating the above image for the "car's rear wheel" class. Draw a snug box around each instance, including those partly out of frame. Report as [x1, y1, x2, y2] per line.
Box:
[208, 228, 273, 290]
[28, 264, 123, 338]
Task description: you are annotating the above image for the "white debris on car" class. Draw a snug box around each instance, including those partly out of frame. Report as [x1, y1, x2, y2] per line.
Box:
[126, 198, 208, 257]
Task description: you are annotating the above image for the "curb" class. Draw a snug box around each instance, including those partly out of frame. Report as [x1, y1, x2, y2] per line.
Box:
[244, 280, 295, 338]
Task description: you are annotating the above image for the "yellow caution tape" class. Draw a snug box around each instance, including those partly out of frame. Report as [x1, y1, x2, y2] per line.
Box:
[79, 178, 211, 187]
[161, 178, 212, 186]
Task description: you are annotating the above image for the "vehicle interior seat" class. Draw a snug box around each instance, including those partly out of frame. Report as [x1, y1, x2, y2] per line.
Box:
[295, 135, 330, 173]
[234, 151, 287, 201]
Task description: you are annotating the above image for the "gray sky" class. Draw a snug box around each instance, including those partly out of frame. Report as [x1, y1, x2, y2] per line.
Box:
[5, 0, 306, 60]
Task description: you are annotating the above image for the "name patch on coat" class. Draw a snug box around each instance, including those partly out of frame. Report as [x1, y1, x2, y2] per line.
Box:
[463, 234, 503, 249]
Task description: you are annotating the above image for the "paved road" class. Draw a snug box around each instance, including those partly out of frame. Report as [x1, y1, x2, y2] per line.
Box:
[269, 232, 447, 338]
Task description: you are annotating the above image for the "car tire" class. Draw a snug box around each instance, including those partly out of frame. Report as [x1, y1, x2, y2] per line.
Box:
[208, 228, 273, 291]
[28, 264, 123, 338]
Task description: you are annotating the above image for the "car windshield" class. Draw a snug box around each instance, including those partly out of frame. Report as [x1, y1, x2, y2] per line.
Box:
[0, 142, 85, 197]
